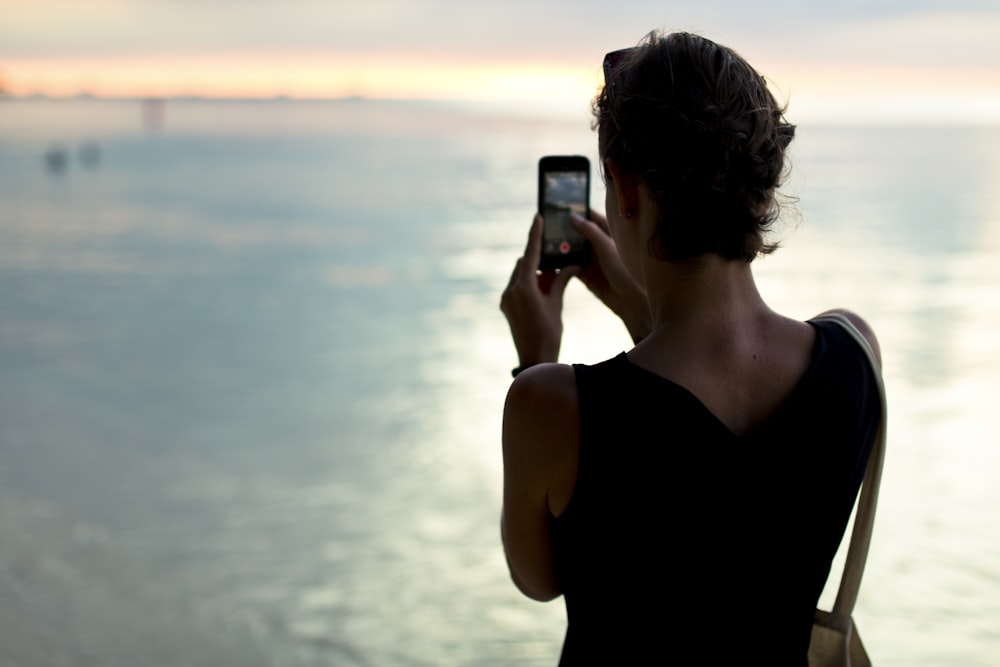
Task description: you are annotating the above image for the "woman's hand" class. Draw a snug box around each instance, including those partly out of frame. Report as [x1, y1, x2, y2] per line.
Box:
[500, 215, 579, 367]
[572, 210, 651, 343]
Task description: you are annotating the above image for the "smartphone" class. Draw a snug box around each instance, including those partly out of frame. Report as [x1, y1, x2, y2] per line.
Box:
[538, 155, 590, 271]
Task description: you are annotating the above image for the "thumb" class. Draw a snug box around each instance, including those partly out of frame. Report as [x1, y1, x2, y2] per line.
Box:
[570, 214, 602, 242]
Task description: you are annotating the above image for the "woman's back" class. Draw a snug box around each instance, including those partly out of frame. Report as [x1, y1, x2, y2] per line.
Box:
[499, 30, 885, 665]
[617, 258, 817, 439]
[549, 318, 880, 664]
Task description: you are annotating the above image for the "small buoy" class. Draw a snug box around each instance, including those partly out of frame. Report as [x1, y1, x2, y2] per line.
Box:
[79, 142, 101, 168]
[142, 98, 166, 129]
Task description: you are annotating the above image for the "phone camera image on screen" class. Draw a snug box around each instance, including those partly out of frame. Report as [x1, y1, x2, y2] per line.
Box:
[543, 171, 587, 254]
[538, 156, 590, 270]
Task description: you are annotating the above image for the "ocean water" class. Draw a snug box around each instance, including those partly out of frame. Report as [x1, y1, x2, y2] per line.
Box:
[0, 99, 998, 666]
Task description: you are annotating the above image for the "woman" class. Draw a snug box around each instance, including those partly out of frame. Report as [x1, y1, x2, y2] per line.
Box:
[499, 32, 882, 664]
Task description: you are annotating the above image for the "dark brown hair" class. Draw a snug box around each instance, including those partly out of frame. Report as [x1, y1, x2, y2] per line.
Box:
[594, 31, 795, 262]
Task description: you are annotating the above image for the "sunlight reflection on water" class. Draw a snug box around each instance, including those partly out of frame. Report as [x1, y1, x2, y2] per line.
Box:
[0, 100, 998, 666]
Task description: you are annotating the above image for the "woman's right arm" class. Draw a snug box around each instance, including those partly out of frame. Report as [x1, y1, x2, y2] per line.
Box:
[501, 364, 579, 602]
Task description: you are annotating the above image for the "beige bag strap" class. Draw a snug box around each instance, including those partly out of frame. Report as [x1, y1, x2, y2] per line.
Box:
[813, 313, 887, 618]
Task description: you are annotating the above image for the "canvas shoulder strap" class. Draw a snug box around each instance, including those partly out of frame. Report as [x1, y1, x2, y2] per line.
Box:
[812, 313, 888, 618]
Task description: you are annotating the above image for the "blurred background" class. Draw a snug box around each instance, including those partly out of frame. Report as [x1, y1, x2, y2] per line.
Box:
[1, 2, 998, 665]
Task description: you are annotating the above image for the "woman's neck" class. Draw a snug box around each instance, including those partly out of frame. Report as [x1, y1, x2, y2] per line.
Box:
[639, 253, 770, 339]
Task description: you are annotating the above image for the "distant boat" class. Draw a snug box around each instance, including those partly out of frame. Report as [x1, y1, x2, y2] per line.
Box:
[44, 144, 69, 173]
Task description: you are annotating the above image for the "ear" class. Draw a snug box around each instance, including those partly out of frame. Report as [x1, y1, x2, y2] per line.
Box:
[603, 157, 639, 222]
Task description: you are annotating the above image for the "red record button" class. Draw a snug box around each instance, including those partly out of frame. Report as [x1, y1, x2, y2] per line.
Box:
[559, 241, 571, 254]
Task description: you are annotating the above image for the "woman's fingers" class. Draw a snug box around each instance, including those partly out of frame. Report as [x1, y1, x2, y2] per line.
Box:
[587, 208, 611, 234]
[570, 214, 604, 242]
[519, 214, 544, 277]
[571, 213, 616, 258]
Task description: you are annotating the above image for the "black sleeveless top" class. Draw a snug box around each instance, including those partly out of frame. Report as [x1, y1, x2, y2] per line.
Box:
[551, 319, 880, 665]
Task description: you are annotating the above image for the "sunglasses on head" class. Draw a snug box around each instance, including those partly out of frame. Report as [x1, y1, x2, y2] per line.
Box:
[601, 48, 634, 155]
[603, 48, 634, 85]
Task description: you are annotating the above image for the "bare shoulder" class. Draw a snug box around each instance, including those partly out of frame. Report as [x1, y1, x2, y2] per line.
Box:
[504, 363, 578, 418]
[812, 308, 882, 366]
[502, 362, 580, 466]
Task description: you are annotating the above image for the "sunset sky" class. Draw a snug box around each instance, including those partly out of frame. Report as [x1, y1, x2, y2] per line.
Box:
[2, 0, 999, 122]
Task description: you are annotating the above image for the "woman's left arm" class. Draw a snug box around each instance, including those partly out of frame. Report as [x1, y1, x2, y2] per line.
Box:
[501, 363, 579, 602]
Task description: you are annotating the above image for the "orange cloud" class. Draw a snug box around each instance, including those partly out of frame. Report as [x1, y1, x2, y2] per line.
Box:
[4, 51, 998, 124]
[761, 61, 1000, 124]
[1, 52, 601, 102]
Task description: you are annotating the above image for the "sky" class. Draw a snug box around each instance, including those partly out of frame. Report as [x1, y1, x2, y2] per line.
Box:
[1, 0, 999, 123]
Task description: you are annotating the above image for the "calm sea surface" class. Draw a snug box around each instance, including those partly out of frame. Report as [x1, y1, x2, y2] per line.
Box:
[0, 99, 998, 666]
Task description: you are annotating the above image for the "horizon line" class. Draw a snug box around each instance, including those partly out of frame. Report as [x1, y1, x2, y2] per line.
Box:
[2, 91, 998, 127]
[0, 92, 441, 103]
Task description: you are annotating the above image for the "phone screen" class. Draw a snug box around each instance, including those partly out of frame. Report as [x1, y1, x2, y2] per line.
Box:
[539, 157, 590, 270]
